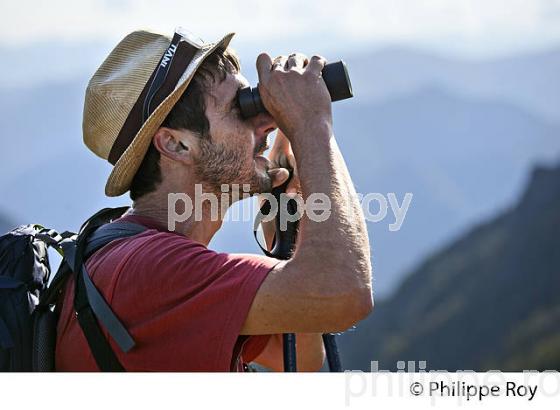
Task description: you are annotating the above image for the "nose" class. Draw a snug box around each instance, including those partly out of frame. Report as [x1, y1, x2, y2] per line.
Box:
[252, 111, 277, 137]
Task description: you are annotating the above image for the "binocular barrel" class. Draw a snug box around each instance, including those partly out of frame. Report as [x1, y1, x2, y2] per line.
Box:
[237, 60, 353, 118]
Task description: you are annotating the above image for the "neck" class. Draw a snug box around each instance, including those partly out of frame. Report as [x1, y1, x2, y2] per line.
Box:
[128, 186, 223, 247]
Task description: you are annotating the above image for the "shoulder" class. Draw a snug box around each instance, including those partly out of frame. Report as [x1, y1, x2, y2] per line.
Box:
[89, 228, 278, 282]
[89, 228, 204, 261]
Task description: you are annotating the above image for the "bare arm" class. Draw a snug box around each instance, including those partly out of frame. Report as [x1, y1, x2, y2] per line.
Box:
[241, 53, 373, 335]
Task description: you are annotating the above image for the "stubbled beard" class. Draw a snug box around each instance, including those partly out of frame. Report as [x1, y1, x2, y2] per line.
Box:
[194, 137, 272, 196]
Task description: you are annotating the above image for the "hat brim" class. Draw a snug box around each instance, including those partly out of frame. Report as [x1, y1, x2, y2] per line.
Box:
[104, 32, 235, 197]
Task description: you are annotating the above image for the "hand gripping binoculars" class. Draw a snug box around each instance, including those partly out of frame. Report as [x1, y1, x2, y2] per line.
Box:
[236, 60, 353, 118]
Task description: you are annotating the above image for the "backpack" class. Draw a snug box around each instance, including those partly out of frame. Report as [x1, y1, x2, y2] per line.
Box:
[0, 224, 70, 371]
[0, 207, 146, 371]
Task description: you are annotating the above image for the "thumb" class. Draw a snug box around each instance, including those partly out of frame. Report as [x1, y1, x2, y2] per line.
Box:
[267, 168, 289, 188]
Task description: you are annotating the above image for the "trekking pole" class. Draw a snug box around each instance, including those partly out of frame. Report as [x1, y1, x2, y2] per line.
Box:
[257, 175, 343, 372]
[322, 333, 343, 372]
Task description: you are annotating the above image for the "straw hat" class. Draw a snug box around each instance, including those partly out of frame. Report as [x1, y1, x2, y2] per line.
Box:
[83, 28, 235, 197]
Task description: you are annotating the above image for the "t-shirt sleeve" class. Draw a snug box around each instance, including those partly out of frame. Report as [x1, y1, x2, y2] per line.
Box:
[211, 251, 280, 367]
[112, 232, 280, 371]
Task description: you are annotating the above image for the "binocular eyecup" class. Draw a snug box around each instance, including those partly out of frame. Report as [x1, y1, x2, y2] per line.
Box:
[237, 60, 353, 119]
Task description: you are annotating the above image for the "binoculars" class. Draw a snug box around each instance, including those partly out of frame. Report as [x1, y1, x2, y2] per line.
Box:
[236, 60, 353, 118]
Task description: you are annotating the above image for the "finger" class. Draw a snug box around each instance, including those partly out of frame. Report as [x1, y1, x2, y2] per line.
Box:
[272, 55, 288, 72]
[306, 55, 327, 76]
[285, 172, 301, 193]
[256, 53, 272, 82]
[284, 153, 298, 179]
[268, 167, 290, 188]
[286, 153, 297, 171]
[274, 152, 291, 170]
[286, 52, 308, 70]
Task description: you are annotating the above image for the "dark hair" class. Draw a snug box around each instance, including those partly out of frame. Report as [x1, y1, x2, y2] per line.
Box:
[129, 46, 241, 201]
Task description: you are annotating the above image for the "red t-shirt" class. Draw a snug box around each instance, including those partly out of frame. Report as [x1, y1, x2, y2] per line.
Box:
[55, 215, 279, 371]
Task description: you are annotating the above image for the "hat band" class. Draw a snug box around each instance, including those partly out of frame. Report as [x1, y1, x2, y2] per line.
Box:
[108, 33, 200, 165]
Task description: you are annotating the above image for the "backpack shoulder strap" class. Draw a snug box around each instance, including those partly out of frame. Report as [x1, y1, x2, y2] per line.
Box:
[84, 222, 146, 258]
[62, 217, 147, 371]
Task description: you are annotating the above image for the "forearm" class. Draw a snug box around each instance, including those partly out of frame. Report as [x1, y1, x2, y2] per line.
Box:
[330, 137, 371, 268]
[290, 123, 372, 295]
[295, 333, 325, 371]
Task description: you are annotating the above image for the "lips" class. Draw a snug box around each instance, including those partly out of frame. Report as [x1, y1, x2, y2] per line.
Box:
[254, 155, 271, 169]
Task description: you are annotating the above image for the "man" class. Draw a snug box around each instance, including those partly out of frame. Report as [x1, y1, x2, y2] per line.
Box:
[55, 28, 373, 371]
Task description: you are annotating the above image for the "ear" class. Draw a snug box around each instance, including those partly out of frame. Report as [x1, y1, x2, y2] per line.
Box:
[152, 127, 197, 166]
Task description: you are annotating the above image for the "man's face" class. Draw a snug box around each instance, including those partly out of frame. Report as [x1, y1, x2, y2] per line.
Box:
[193, 71, 277, 196]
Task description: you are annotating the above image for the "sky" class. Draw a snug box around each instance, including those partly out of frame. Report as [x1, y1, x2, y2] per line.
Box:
[2, 0, 560, 58]
[2, 0, 560, 88]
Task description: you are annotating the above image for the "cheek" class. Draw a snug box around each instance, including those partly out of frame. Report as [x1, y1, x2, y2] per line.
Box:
[229, 120, 254, 153]
[213, 114, 255, 161]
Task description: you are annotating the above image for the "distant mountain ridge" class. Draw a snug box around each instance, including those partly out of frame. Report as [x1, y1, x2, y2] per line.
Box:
[338, 163, 560, 371]
[347, 45, 560, 123]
